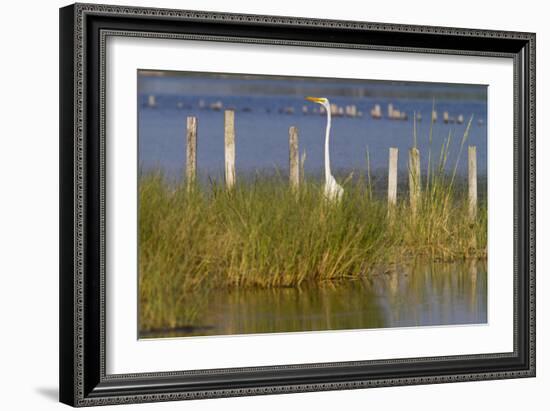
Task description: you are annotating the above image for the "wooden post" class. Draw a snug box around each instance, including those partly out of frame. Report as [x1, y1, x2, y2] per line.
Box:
[409, 148, 421, 216]
[468, 146, 477, 221]
[186, 116, 197, 191]
[388, 147, 398, 207]
[224, 110, 236, 189]
[289, 126, 299, 190]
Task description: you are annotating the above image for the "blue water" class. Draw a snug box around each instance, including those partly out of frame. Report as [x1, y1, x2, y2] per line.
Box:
[138, 78, 487, 183]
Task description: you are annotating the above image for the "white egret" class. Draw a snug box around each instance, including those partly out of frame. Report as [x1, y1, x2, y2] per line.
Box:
[305, 96, 344, 202]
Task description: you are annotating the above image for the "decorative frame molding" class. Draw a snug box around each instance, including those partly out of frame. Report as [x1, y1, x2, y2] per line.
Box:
[60, 3, 535, 407]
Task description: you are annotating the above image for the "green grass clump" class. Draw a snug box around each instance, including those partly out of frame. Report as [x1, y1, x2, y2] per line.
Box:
[139, 172, 486, 331]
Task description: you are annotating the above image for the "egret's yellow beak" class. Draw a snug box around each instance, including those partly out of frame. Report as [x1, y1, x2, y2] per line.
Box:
[305, 96, 324, 103]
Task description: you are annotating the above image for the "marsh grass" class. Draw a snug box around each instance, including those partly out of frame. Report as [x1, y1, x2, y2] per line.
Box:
[139, 174, 486, 331]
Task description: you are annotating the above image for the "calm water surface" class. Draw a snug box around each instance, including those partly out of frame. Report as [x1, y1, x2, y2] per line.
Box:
[141, 259, 487, 338]
[138, 75, 488, 183]
[139, 95, 487, 181]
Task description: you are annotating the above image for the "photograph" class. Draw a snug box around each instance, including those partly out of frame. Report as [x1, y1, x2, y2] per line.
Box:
[137, 70, 488, 339]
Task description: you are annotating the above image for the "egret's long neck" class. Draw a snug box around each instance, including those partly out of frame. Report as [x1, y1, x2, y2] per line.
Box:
[324, 106, 332, 182]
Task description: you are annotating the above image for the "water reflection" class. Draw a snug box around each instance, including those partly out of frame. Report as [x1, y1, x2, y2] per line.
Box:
[141, 259, 487, 338]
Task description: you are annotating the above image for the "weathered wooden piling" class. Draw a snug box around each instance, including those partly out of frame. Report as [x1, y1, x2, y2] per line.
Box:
[289, 126, 299, 190]
[224, 110, 236, 189]
[370, 104, 382, 119]
[409, 148, 421, 216]
[186, 116, 197, 191]
[468, 146, 477, 221]
[388, 147, 398, 207]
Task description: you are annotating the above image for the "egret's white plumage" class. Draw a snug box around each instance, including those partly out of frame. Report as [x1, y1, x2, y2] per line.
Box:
[306, 97, 344, 202]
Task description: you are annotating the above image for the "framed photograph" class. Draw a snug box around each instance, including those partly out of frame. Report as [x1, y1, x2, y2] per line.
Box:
[59, 3, 535, 407]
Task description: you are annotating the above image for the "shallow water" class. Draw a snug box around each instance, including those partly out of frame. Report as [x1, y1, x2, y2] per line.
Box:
[141, 259, 487, 338]
[138, 81, 488, 182]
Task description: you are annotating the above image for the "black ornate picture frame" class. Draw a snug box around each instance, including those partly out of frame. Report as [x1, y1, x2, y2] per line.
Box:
[59, 3, 535, 407]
